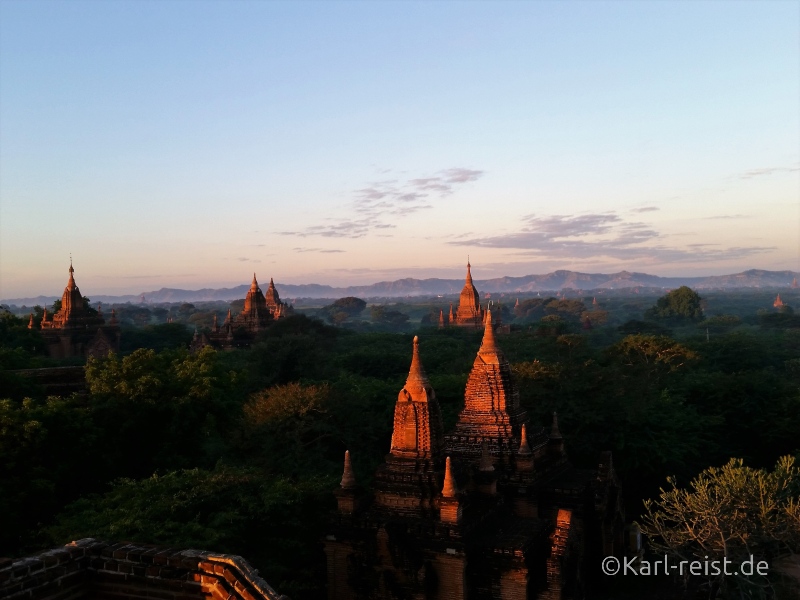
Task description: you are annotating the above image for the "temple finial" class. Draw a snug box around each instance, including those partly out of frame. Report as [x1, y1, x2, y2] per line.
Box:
[405, 336, 428, 385]
[479, 309, 497, 353]
[442, 456, 456, 497]
[340, 450, 356, 489]
[519, 424, 532, 455]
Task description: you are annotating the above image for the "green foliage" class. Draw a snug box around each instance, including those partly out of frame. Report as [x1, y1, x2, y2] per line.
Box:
[369, 305, 410, 329]
[641, 456, 800, 598]
[645, 286, 704, 322]
[0, 395, 99, 553]
[45, 467, 334, 600]
[4, 291, 800, 598]
[331, 297, 367, 315]
[119, 322, 193, 353]
[699, 314, 742, 333]
[241, 383, 335, 473]
[84, 346, 239, 476]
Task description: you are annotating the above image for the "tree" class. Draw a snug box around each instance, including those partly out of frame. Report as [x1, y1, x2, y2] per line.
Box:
[645, 286, 703, 322]
[330, 297, 367, 316]
[320, 297, 366, 324]
[44, 466, 334, 600]
[641, 456, 800, 598]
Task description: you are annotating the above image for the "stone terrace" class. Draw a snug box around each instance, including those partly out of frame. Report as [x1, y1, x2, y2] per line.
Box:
[0, 539, 288, 600]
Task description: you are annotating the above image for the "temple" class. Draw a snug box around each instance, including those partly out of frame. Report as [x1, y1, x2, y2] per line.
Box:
[774, 294, 785, 308]
[205, 274, 292, 349]
[325, 315, 625, 599]
[33, 262, 120, 359]
[450, 260, 485, 327]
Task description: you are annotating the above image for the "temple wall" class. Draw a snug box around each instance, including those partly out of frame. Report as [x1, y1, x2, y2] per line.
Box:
[0, 539, 287, 600]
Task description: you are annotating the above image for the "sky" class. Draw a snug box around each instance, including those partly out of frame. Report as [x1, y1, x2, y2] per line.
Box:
[1, 0, 798, 298]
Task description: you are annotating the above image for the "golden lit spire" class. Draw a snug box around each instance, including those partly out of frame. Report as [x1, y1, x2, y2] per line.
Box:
[250, 273, 259, 291]
[477, 309, 502, 365]
[67, 259, 76, 291]
[340, 450, 356, 489]
[465, 258, 473, 284]
[442, 456, 456, 498]
[403, 335, 432, 401]
[27, 313, 34, 329]
[519, 423, 532, 455]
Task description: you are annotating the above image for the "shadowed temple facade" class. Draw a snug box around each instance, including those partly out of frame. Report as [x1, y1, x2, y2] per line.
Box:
[325, 313, 624, 600]
[30, 262, 120, 359]
[193, 274, 293, 350]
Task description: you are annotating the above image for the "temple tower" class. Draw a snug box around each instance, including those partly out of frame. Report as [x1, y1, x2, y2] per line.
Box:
[373, 336, 446, 516]
[38, 261, 119, 358]
[453, 261, 484, 327]
[446, 310, 532, 468]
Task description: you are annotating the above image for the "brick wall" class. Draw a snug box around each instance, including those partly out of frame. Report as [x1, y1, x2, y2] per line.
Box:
[0, 539, 289, 600]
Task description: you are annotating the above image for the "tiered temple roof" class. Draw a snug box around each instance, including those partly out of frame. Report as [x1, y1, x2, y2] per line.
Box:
[451, 261, 484, 327]
[35, 262, 119, 359]
[207, 274, 292, 349]
[446, 310, 537, 467]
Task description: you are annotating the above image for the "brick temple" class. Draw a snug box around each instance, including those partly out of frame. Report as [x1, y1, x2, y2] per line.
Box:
[449, 261, 485, 328]
[195, 274, 293, 350]
[325, 313, 624, 600]
[31, 262, 120, 359]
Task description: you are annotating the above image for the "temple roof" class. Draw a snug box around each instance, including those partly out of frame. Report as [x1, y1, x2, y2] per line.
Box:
[458, 261, 481, 314]
[389, 336, 445, 459]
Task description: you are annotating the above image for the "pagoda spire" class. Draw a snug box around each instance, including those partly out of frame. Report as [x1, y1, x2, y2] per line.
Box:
[389, 336, 444, 458]
[250, 273, 259, 291]
[403, 335, 432, 402]
[466, 258, 473, 284]
[67, 258, 76, 291]
[441, 456, 457, 498]
[340, 450, 356, 489]
[518, 423, 532, 455]
[27, 313, 34, 329]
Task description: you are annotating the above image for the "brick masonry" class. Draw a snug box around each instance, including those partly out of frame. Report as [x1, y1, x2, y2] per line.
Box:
[0, 539, 289, 600]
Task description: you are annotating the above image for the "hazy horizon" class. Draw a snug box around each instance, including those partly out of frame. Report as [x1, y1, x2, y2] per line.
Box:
[1, 1, 798, 298]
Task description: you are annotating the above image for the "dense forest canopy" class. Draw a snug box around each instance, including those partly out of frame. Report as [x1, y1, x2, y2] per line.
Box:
[1, 286, 799, 599]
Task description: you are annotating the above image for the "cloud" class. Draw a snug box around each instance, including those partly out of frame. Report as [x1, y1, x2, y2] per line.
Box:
[631, 206, 659, 213]
[236, 257, 262, 263]
[292, 247, 345, 254]
[702, 214, 748, 220]
[739, 164, 800, 179]
[280, 167, 483, 239]
[449, 212, 774, 263]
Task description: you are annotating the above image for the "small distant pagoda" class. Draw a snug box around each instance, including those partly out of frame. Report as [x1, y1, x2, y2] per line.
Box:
[450, 260, 484, 327]
[206, 274, 292, 349]
[33, 261, 120, 359]
[774, 294, 785, 308]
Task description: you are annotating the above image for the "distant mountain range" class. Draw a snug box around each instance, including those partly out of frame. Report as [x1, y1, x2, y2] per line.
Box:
[3, 269, 798, 306]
